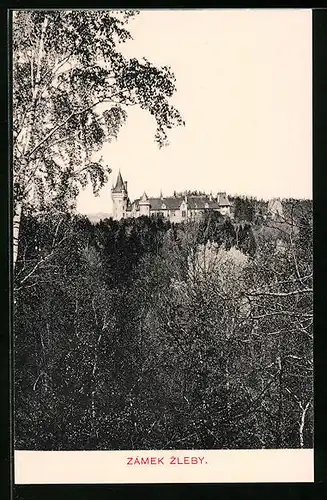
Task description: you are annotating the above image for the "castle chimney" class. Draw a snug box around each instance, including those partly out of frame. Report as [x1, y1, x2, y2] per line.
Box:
[124, 181, 128, 191]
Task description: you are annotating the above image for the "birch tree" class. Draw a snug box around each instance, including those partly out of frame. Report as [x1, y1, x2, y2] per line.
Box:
[12, 10, 184, 266]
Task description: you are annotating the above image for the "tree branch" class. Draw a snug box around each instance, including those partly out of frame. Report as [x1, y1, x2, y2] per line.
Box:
[246, 288, 312, 298]
[26, 91, 127, 160]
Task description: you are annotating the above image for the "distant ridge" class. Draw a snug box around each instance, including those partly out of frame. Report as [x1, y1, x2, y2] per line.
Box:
[86, 212, 112, 223]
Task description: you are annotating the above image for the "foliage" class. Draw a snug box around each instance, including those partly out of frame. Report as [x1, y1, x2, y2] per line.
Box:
[231, 196, 256, 223]
[14, 205, 313, 450]
[13, 10, 184, 214]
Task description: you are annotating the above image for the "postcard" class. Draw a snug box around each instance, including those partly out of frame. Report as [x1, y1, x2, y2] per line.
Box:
[12, 8, 313, 484]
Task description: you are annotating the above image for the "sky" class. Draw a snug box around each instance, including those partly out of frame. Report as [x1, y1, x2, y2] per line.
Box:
[76, 9, 312, 215]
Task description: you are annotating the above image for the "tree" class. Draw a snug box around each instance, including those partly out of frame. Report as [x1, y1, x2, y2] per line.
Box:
[240, 207, 313, 448]
[15, 204, 313, 450]
[232, 196, 256, 223]
[13, 10, 184, 266]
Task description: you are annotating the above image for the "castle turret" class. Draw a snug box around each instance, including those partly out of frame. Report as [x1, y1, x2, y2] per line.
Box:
[217, 191, 231, 216]
[111, 170, 128, 220]
[267, 198, 283, 220]
[139, 191, 151, 217]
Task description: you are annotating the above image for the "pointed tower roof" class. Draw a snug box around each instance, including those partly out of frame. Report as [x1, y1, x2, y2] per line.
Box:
[139, 191, 150, 205]
[112, 170, 125, 193]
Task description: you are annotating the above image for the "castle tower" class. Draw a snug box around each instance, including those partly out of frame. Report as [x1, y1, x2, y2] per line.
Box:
[267, 198, 283, 220]
[139, 191, 151, 217]
[217, 191, 231, 216]
[111, 170, 128, 220]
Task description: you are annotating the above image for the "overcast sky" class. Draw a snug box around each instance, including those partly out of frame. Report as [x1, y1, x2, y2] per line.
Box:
[76, 9, 312, 215]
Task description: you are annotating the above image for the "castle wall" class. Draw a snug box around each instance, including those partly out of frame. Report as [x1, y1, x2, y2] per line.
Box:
[219, 206, 230, 216]
[112, 193, 127, 220]
[111, 173, 230, 221]
[139, 204, 150, 217]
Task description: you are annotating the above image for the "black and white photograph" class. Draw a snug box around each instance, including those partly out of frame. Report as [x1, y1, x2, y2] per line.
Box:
[12, 8, 313, 483]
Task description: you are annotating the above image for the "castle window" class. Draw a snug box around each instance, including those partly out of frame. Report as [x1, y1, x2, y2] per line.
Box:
[182, 210, 186, 218]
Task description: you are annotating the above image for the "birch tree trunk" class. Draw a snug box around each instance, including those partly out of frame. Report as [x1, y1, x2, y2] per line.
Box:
[299, 400, 311, 448]
[13, 202, 22, 268]
[13, 15, 48, 270]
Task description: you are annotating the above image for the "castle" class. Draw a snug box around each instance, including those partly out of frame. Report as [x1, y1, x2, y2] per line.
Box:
[111, 171, 231, 222]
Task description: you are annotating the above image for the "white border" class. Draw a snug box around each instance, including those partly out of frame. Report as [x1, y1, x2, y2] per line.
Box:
[14, 449, 314, 484]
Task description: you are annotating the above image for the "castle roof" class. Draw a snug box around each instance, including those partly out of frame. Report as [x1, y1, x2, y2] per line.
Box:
[268, 198, 283, 211]
[187, 196, 220, 209]
[217, 192, 231, 206]
[126, 198, 132, 211]
[127, 194, 230, 212]
[112, 171, 125, 193]
[139, 191, 150, 204]
[155, 197, 184, 210]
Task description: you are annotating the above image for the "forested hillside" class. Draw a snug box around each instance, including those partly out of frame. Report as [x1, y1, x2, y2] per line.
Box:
[14, 201, 313, 450]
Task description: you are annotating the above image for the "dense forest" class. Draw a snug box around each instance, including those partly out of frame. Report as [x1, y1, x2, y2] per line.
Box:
[14, 198, 313, 450]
